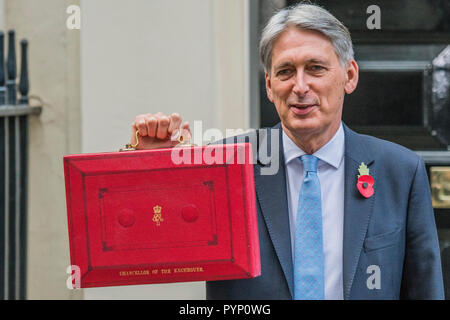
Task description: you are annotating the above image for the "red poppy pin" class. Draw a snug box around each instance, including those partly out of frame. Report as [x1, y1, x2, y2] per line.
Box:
[357, 162, 374, 198]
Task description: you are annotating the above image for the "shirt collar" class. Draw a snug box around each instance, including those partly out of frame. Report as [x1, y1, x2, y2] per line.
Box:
[282, 122, 345, 170]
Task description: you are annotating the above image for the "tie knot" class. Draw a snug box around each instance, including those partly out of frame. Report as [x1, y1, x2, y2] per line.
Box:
[300, 155, 318, 173]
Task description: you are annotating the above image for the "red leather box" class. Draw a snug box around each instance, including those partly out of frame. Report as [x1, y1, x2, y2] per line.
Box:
[63, 143, 260, 288]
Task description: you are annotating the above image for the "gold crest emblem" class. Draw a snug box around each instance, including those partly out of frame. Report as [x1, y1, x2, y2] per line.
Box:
[152, 205, 164, 226]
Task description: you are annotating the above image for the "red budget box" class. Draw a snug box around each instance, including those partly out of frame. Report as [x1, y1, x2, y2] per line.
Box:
[63, 143, 260, 288]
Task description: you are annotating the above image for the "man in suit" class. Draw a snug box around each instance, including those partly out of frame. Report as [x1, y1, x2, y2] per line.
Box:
[130, 3, 444, 299]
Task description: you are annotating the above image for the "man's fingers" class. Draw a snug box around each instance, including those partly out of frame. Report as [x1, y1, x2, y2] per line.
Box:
[135, 117, 148, 137]
[132, 113, 186, 145]
[181, 121, 190, 130]
[130, 123, 138, 145]
[168, 113, 182, 135]
[156, 116, 170, 139]
[181, 121, 192, 141]
[145, 116, 157, 137]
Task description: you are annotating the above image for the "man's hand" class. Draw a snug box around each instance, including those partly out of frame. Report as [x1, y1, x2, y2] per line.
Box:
[130, 112, 191, 150]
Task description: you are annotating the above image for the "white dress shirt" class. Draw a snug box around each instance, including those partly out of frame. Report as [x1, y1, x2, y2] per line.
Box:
[283, 122, 345, 300]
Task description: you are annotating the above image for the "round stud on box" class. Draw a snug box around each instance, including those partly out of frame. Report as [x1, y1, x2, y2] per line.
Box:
[181, 205, 199, 223]
[118, 208, 136, 228]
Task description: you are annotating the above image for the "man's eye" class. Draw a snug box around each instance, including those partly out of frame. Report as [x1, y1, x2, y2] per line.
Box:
[277, 69, 292, 77]
[309, 65, 325, 71]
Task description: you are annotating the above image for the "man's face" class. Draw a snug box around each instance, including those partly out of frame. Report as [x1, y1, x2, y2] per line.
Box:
[265, 27, 358, 144]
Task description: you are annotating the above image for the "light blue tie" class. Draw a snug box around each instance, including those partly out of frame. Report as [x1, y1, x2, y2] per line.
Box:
[294, 155, 325, 300]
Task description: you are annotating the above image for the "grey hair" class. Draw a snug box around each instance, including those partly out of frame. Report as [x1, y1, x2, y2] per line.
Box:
[259, 3, 354, 74]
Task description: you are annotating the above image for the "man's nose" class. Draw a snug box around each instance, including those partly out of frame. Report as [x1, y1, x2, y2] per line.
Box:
[292, 71, 310, 95]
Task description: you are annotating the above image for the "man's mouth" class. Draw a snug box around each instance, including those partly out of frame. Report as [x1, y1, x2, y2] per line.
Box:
[289, 104, 317, 116]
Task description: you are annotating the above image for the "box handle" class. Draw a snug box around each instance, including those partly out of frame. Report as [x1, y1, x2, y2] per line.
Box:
[120, 130, 196, 152]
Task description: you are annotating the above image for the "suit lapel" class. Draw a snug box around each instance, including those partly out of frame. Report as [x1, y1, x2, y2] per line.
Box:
[342, 124, 376, 299]
[254, 124, 294, 298]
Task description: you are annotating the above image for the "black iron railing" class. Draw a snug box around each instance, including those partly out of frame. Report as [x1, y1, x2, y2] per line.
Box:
[0, 30, 41, 300]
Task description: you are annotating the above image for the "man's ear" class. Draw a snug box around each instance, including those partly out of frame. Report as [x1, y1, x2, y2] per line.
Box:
[265, 72, 274, 102]
[344, 60, 359, 94]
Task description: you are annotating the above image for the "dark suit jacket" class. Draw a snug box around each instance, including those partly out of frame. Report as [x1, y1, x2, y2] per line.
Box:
[442, 247, 450, 299]
[206, 123, 445, 299]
